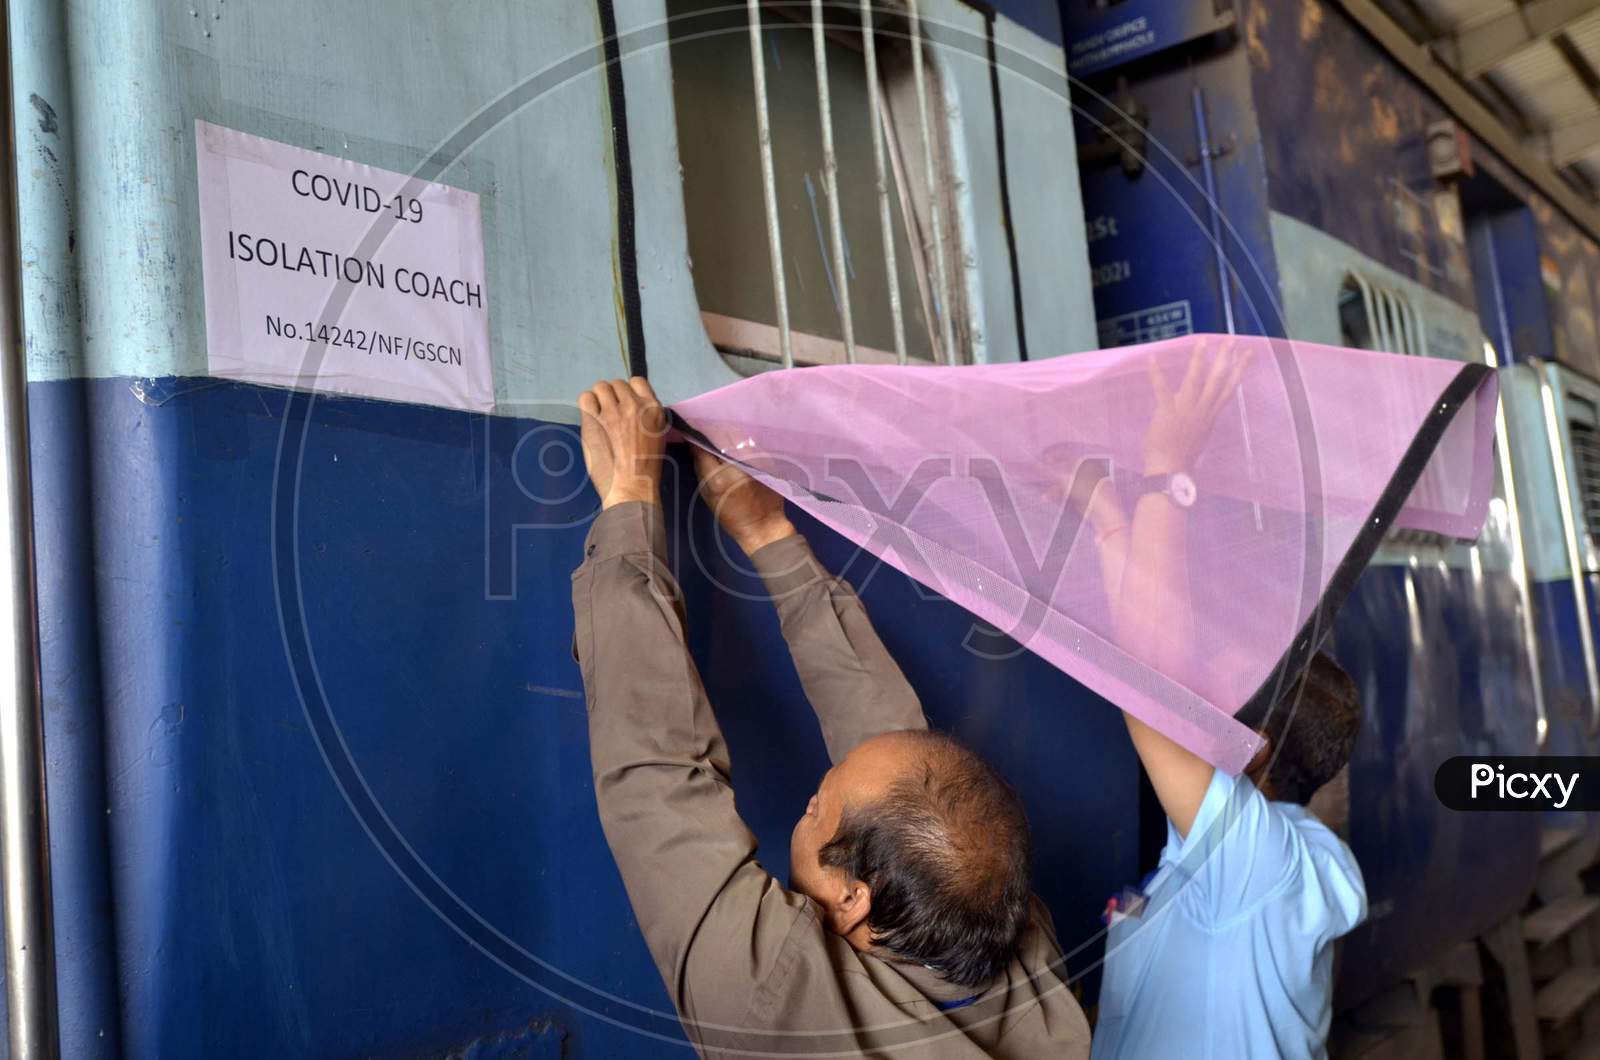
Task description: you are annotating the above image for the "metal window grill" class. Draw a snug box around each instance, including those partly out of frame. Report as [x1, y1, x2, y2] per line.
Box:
[1339, 271, 1428, 358]
[741, 0, 955, 368]
[1568, 398, 1600, 553]
[1339, 271, 1449, 550]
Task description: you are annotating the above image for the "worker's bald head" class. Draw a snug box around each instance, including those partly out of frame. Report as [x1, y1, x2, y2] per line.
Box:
[788, 730, 1033, 988]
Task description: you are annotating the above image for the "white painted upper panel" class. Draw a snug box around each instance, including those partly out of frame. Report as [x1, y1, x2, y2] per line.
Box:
[15, 0, 1096, 417]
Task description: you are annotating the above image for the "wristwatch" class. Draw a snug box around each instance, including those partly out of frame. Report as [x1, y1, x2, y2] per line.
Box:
[1133, 471, 1198, 509]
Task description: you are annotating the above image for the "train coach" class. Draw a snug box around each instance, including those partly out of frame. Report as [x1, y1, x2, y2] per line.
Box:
[7, 0, 1600, 1056]
[2, 0, 1130, 1056]
[1067, 0, 1600, 1055]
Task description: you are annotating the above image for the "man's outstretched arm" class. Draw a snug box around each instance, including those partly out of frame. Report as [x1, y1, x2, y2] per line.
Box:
[1099, 344, 1249, 837]
[573, 381, 792, 1038]
[574, 502, 764, 983]
[693, 449, 926, 764]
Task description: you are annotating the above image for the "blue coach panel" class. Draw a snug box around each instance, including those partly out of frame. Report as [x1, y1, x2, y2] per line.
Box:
[1467, 205, 1559, 366]
[1060, 0, 1236, 78]
[1451, 134, 1600, 379]
[1073, 45, 1283, 345]
[41, 379, 1135, 1056]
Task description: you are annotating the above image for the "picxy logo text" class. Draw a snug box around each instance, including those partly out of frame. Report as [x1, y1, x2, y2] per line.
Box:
[1435, 756, 1600, 812]
[1469, 763, 1577, 809]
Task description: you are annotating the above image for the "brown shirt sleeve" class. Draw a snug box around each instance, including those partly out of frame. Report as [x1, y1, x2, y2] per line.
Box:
[571, 502, 810, 1046]
[748, 534, 927, 763]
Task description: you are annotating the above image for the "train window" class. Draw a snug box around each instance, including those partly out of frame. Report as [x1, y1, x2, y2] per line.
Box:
[1342, 273, 1441, 550]
[1337, 277, 1374, 350]
[1336, 272, 1424, 357]
[1568, 397, 1600, 551]
[667, 0, 957, 370]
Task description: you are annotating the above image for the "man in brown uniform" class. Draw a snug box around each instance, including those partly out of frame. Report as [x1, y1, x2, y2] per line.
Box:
[571, 377, 1091, 1057]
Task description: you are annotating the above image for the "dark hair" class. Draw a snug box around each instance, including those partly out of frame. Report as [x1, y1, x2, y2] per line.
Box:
[1258, 651, 1362, 805]
[818, 732, 1032, 988]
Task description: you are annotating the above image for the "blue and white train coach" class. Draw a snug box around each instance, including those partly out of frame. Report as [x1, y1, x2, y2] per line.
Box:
[3, 0, 1133, 1056]
[1067, 0, 1600, 1054]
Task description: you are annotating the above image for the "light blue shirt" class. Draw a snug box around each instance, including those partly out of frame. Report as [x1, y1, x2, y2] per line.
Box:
[1091, 770, 1367, 1060]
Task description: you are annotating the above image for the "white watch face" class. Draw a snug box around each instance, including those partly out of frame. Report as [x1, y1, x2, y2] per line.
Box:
[1169, 472, 1197, 508]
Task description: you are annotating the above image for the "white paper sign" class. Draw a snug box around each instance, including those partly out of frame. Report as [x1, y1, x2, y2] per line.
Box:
[195, 120, 493, 412]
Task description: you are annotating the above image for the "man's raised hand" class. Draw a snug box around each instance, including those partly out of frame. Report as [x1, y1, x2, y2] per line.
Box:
[577, 377, 668, 509]
[1142, 340, 1251, 477]
[691, 447, 796, 556]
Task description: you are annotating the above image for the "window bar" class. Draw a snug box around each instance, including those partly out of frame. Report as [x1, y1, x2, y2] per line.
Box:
[879, 91, 943, 359]
[1402, 295, 1418, 357]
[812, 0, 857, 363]
[908, 0, 956, 364]
[1407, 296, 1430, 358]
[1359, 275, 1392, 353]
[1391, 289, 1414, 356]
[747, 0, 795, 368]
[1349, 272, 1380, 351]
[1376, 287, 1399, 354]
[859, 0, 908, 364]
[1392, 291, 1412, 355]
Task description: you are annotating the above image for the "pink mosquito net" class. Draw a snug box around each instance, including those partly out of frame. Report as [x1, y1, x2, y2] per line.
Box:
[670, 335, 1499, 774]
